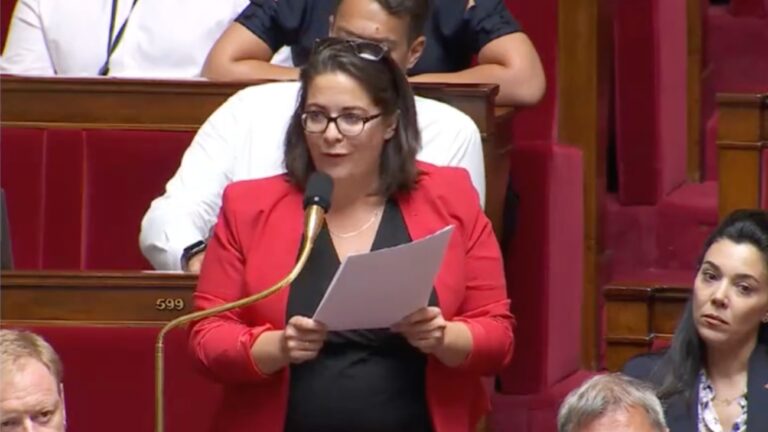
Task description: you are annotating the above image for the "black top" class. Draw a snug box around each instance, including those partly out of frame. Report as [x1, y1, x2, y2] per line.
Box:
[236, 0, 521, 75]
[284, 200, 437, 432]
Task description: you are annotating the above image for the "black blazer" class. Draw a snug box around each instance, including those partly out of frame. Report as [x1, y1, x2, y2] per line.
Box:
[623, 344, 768, 432]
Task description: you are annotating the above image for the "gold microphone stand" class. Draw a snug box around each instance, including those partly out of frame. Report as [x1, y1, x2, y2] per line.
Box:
[154, 206, 326, 432]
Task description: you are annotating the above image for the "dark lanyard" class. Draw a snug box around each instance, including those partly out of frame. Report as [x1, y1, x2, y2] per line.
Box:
[98, 0, 140, 76]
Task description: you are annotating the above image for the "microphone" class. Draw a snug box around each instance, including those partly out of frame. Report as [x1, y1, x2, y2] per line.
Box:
[154, 172, 333, 432]
[303, 171, 333, 245]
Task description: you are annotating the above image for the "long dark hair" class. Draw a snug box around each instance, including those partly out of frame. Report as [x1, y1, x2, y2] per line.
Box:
[653, 209, 768, 401]
[283, 37, 420, 198]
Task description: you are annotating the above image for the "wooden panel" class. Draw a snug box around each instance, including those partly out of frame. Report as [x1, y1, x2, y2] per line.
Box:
[1, 271, 196, 325]
[604, 283, 690, 371]
[605, 337, 653, 373]
[558, 0, 611, 368]
[606, 296, 651, 337]
[716, 93, 767, 218]
[486, 107, 515, 239]
[0, 77, 248, 131]
[717, 93, 767, 142]
[0, 76, 502, 138]
[718, 142, 763, 218]
[651, 288, 690, 337]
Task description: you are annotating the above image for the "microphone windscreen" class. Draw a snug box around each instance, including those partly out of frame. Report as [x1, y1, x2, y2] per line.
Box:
[303, 172, 334, 211]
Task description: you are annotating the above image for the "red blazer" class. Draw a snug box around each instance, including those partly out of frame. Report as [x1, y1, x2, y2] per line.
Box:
[189, 162, 515, 432]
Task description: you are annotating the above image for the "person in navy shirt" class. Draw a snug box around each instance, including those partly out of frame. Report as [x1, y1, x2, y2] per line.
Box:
[202, 0, 545, 105]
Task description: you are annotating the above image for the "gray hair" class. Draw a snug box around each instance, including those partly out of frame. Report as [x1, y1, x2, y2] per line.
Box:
[557, 373, 667, 432]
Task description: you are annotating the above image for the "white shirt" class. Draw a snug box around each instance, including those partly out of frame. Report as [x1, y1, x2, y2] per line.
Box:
[0, 0, 247, 77]
[139, 81, 485, 270]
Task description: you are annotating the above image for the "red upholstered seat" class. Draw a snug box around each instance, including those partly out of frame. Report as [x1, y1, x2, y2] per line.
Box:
[729, 0, 768, 17]
[613, 0, 688, 205]
[491, 370, 595, 432]
[603, 0, 719, 291]
[708, 6, 768, 93]
[2, 325, 222, 432]
[486, 2, 590, 431]
[0, 128, 192, 270]
[500, 142, 584, 396]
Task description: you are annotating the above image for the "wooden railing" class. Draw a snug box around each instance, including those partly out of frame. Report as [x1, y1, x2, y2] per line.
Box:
[717, 93, 768, 218]
[604, 282, 690, 371]
[1, 271, 196, 326]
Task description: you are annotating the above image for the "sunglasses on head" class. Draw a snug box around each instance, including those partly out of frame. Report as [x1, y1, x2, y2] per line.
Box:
[312, 37, 389, 61]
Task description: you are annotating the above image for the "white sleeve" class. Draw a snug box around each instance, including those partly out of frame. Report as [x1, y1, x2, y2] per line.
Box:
[139, 93, 244, 270]
[415, 98, 486, 208]
[0, 0, 55, 75]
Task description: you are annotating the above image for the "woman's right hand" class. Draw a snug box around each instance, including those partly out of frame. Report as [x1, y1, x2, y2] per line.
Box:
[282, 316, 328, 364]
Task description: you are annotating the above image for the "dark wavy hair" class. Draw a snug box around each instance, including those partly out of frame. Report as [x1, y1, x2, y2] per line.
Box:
[284, 38, 421, 198]
[652, 209, 768, 402]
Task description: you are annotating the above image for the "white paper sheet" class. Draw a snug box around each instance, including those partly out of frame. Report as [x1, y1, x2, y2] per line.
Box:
[313, 225, 454, 331]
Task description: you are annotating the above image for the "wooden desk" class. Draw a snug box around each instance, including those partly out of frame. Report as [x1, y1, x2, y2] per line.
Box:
[1, 271, 196, 326]
[0, 76, 513, 237]
[1, 269, 491, 432]
[717, 93, 768, 218]
[604, 283, 690, 371]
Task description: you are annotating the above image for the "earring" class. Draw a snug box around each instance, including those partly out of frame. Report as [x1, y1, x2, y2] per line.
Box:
[763, 315, 768, 324]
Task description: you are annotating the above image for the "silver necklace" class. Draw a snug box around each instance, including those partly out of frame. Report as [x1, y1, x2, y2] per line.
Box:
[328, 209, 382, 238]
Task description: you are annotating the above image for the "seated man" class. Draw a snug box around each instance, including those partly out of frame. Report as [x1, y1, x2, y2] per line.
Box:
[140, 3, 485, 272]
[0, 329, 66, 432]
[202, 0, 546, 106]
[557, 374, 669, 432]
[0, 0, 247, 77]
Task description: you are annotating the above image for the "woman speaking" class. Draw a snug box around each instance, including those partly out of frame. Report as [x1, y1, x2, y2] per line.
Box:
[188, 37, 515, 432]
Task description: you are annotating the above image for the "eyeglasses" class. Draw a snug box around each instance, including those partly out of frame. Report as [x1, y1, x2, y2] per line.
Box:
[312, 37, 389, 61]
[301, 111, 383, 136]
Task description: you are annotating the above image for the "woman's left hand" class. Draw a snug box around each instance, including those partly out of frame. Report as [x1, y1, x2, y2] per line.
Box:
[392, 306, 447, 354]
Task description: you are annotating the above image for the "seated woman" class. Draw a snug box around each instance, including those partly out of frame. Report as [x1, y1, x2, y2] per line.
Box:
[202, 0, 545, 106]
[188, 37, 515, 432]
[624, 210, 768, 432]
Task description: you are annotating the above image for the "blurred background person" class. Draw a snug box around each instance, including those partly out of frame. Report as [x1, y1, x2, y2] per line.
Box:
[203, 0, 545, 105]
[0, 0, 247, 77]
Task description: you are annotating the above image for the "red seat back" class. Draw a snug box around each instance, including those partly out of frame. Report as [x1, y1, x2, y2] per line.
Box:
[0, 128, 191, 269]
[729, 0, 768, 17]
[2, 325, 221, 432]
[613, 0, 688, 205]
[1, 0, 16, 50]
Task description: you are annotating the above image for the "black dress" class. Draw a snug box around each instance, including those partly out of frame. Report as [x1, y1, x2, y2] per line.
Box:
[236, 0, 522, 76]
[284, 200, 438, 432]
